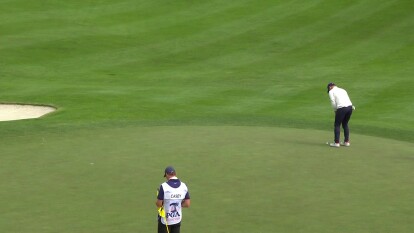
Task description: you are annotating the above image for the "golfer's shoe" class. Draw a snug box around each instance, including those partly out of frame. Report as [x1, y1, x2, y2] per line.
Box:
[341, 141, 351, 147]
[329, 142, 340, 148]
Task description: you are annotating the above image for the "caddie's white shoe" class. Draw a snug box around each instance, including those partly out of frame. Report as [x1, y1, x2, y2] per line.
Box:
[329, 142, 340, 148]
[341, 141, 350, 147]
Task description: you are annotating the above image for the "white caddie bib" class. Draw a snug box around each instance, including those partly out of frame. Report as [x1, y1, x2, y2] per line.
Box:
[160, 182, 188, 225]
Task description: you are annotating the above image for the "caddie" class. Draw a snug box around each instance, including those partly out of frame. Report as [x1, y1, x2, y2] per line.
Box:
[156, 166, 190, 233]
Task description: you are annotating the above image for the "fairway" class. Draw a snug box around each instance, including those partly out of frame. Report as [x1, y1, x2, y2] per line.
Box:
[1, 0, 413, 232]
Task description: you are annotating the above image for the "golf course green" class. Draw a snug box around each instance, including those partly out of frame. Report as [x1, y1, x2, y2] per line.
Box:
[1, 0, 413, 232]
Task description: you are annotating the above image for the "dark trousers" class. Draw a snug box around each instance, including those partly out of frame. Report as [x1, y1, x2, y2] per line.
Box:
[158, 218, 181, 233]
[334, 106, 353, 143]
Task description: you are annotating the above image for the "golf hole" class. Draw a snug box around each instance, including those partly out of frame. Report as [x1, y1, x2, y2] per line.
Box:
[0, 104, 56, 121]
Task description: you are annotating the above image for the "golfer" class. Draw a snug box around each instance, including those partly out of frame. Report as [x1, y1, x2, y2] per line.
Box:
[327, 83, 354, 147]
[156, 166, 190, 233]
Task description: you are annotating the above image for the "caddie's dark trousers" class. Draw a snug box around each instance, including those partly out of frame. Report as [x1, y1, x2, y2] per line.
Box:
[158, 218, 181, 233]
[334, 106, 353, 143]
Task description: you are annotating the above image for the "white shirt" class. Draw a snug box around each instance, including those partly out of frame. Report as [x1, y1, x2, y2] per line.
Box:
[328, 86, 352, 110]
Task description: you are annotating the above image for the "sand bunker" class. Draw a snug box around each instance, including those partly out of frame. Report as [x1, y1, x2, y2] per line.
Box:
[0, 104, 56, 121]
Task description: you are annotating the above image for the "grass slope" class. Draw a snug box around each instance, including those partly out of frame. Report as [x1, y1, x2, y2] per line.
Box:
[1, 0, 413, 141]
[1, 0, 413, 233]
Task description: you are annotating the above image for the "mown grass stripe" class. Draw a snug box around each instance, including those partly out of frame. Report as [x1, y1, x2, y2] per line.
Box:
[0, 0, 252, 48]
[0, 0, 282, 64]
[229, 0, 405, 72]
[0, 1, 412, 142]
[2, 1, 309, 72]
[120, 0, 405, 80]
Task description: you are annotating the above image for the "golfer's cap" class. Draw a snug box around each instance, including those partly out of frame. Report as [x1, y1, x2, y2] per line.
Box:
[327, 82, 335, 93]
[164, 166, 176, 177]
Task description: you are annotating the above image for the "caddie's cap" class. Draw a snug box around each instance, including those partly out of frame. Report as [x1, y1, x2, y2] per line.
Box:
[327, 82, 335, 93]
[164, 166, 176, 177]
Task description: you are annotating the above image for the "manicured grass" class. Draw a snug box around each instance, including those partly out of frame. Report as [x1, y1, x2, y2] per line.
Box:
[0, 0, 413, 232]
[1, 0, 413, 141]
[0, 126, 413, 233]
